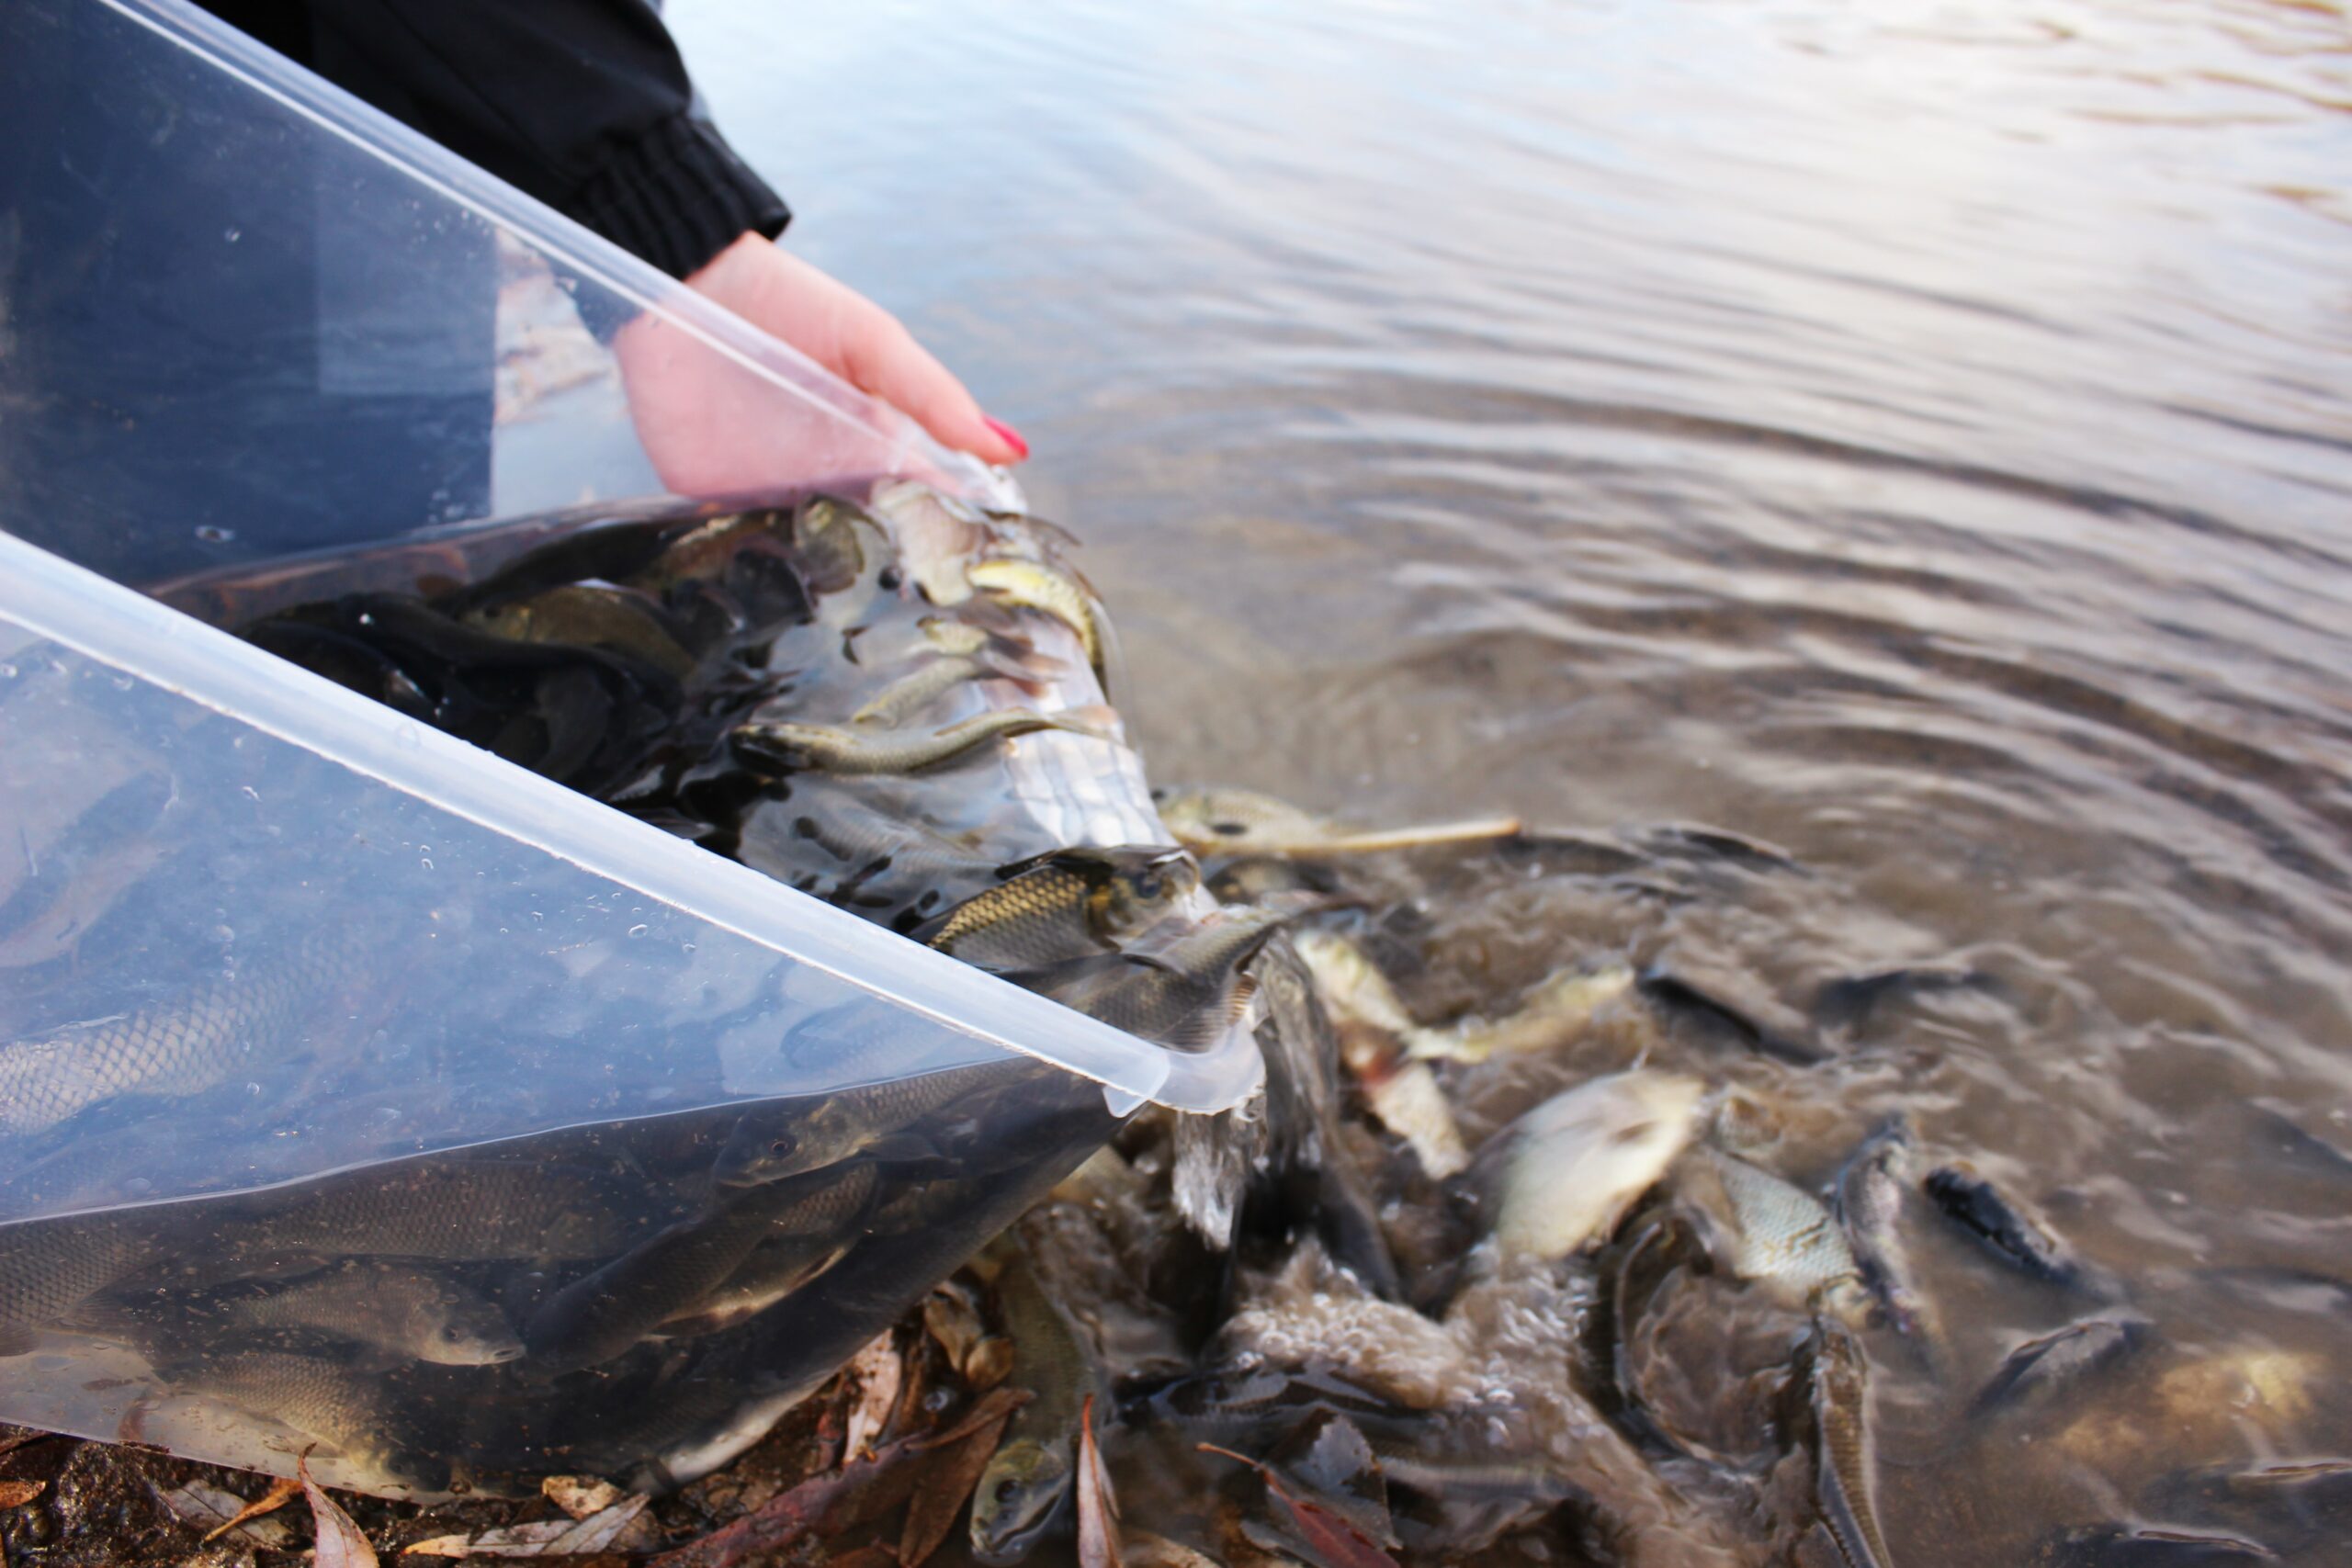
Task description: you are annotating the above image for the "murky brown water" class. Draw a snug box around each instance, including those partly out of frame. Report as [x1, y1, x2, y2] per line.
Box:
[671, 0, 2352, 1561]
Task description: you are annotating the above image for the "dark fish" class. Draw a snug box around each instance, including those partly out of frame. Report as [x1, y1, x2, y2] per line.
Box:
[1125, 1365, 1417, 1449]
[524, 1162, 876, 1372]
[201, 1258, 522, 1367]
[148, 1347, 410, 1479]
[1924, 1164, 2086, 1288]
[737, 784, 1002, 924]
[619, 504, 817, 628]
[919, 846, 1196, 974]
[1813, 965, 1999, 1032]
[0, 923, 368, 1137]
[0, 1211, 153, 1355]
[459, 583, 696, 679]
[971, 1247, 1102, 1565]
[1810, 1315, 1895, 1568]
[713, 1060, 1034, 1185]
[1636, 965, 1826, 1065]
[730, 708, 1107, 776]
[2038, 1524, 2277, 1564]
[1966, 1317, 2150, 1421]
[230, 1158, 643, 1263]
[1833, 1121, 1938, 1345]
[1026, 906, 1290, 1049]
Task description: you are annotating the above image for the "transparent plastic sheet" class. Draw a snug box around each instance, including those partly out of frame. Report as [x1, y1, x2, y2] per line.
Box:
[0, 0, 1261, 1495]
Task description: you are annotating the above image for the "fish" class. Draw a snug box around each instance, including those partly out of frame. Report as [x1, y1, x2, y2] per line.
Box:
[713, 1060, 1035, 1186]
[1966, 1317, 2150, 1422]
[919, 847, 1197, 974]
[197, 1258, 521, 1367]
[229, 1158, 643, 1264]
[0, 923, 368, 1137]
[729, 707, 1110, 776]
[736, 784, 1002, 922]
[458, 583, 696, 678]
[1810, 1314, 1895, 1568]
[0, 772, 174, 971]
[1125, 1365, 1419, 1449]
[1490, 1072, 1703, 1261]
[971, 1247, 1102, 1566]
[524, 1162, 877, 1372]
[850, 654, 1001, 728]
[1155, 787, 1521, 859]
[1704, 1148, 1860, 1302]
[1923, 1163, 2086, 1289]
[2038, 1525, 2277, 1564]
[965, 558, 1110, 685]
[869, 481, 990, 606]
[146, 1348, 407, 1476]
[1404, 964, 1636, 1064]
[0, 1211, 153, 1355]
[1026, 907, 1290, 1049]
[1832, 1121, 1937, 1345]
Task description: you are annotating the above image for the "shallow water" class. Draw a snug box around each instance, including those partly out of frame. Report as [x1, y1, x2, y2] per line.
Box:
[672, 0, 2352, 1561]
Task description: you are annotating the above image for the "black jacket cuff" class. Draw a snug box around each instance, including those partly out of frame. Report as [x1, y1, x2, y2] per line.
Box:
[566, 111, 790, 283]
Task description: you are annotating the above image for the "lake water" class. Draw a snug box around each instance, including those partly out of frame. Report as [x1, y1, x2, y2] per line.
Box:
[673, 1, 2352, 1561]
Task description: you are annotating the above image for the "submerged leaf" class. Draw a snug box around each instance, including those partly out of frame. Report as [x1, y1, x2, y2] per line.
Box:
[1076, 1394, 1125, 1568]
[898, 1385, 1022, 1567]
[302, 1457, 380, 1568]
[203, 1474, 301, 1542]
[846, 1332, 905, 1462]
[153, 1480, 298, 1547]
[0, 1478, 46, 1507]
[404, 1496, 653, 1557]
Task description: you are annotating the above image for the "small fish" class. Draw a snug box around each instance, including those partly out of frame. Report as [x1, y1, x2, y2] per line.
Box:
[714, 1060, 1035, 1186]
[1833, 1121, 1938, 1345]
[1156, 787, 1520, 859]
[1492, 1072, 1703, 1261]
[972, 1248, 1102, 1565]
[1967, 1317, 2150, 1421]
[730, 708, 1109, 776]
[1705, 1149, 1860, 1301]
[1405, 965, 1636, 1064]
[920, 847, 1197, 974]
[232, 1158, 642, 1264]
[1923, 1164, 2086, 1288]
[150, 1348, 405, 1474]
[1293, 930, 1466, 1178]
[1810, 1315, 1895, 1568]
[966, 558, 1110, 685]
[870, 481, 989, 606]
[524, 1162, 877, 1371]
[1027, 907, 1290, 1049]
[1127, 1366, 1417, 1449]
[0, 924, 368, 1137]
[2039, 1524, 2277, 1564]
[206, 1258, 522, 1367]
[460, 583, 695, 678]
[0, 1211, 152, 1355]
[850, 655, 1000, 728]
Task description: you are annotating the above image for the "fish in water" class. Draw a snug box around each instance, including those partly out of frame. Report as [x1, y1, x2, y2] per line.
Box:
[972, 1245, 1103, 1565]
[1026, 906, 1291, 1049]
[0, 1211, 153, 1355]
[920, 846, 1197, 973]
[1155, 786, 1520, 859]
[524, 1161, 877, 1373]
[458, 582, 697, 678]
[142, 1347, 410, 1480]
[1702, 1148, 1860, 1303]
[713, 1060, 1035, 1186]
[229, 1158, 643, 1264]
[965, 558, 1111, 686]
[1809, 1314, 1896, 1568]
[1405, 964, 1637, 1065]
[1923, 1163, 2087, 1289]
[1966, 1317, 2151, 1422]
[1489, 1071, 1703, 1261]
[1290, 928, 1467, 1178]
[193, 1258, 521, 1367]
[730, 707, 1110, 776]
[0, 923, 368, 1137]
[1833, 1120, 1938, 1346]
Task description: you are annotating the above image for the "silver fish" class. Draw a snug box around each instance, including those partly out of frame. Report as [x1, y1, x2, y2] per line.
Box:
[1155, 787, 1520, 859]
[208, 1258, 521, 1367]
[1492, 1072, 1702, 1261]
[232, 1159, 642, 1264]
[1031, 906, 1289, 1049]
[731, 708, 1108, 776]
[714, 1060, 1034, 1186]
[0, 1211, 152, 1355]
[1706, 1148, 1860, 1303]
[1834, 1121, 1937, 1345]
[1292, 929, 1466, 1179]
[1405, 965, 1636, 1065]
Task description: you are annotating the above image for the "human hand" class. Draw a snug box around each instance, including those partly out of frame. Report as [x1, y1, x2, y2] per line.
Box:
[614, 232, 1026, 497]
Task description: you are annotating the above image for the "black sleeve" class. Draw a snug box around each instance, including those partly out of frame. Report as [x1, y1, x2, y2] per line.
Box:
[198, 0, 788, 280]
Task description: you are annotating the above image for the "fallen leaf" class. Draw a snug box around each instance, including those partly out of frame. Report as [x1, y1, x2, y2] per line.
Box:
[1195, 1447, 1396, 1568]
[404, 1496, 653, 1557]
[1124, 1530, 1226, 1568]
[654, 1389, 1031, 1568]
[153, 1481, 299, 1548]
[303, 1455, 380, 1568]
[844, 1333, 903, 1462]
[202, 1474, 301, 1542]
[0, 1479, 44, 1507]
[1076, 1395, 1124, 1568]
[896, 1387, 1021, 1567]
[541, 1475, 626, 1521]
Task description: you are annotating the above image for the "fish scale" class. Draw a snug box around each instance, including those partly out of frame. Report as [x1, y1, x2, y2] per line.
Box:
[233, 1160, 639, 1262]
[0, 1213, 151, 1350]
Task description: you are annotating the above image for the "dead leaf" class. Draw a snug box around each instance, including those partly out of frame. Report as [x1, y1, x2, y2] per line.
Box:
[202, 1475, 301, 1542]
[844, 1333, 903, 1462]
[1076, 1395, 1124, 1568]
[0, 1479, 44, 1507]
[1124, 1531, 1226, 1568]
[403, 1495, 653, 1557]
[1194, 1448, 1396, 1568]
[153, 1481, 299, 1548]
[895, 1385, 1021, 1567]
[541, 1475, 626, 1521]
[302, 1455, 380, 1568]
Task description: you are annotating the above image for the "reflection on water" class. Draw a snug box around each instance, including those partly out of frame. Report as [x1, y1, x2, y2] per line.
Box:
[676, 0, 2351, 1561]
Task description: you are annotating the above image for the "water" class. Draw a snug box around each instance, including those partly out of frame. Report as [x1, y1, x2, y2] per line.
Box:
[670, 1, 2352, 1560]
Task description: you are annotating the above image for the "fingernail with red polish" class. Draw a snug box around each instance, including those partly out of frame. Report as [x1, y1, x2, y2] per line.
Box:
[981, 416, 1030, 462]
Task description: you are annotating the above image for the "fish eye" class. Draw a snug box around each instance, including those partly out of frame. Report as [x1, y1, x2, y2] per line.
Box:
[768, 1134, 796, 1157]
[1212, 821, 1247, 837]
[1135, 874, 1163, 898]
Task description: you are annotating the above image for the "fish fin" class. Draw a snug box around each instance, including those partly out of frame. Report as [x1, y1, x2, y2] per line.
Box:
[865, 1132, 944, 1164]
[0, 1327, 39, 1358]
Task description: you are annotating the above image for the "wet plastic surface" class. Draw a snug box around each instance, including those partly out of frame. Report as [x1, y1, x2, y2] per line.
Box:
[0, 0, 1259, 1495]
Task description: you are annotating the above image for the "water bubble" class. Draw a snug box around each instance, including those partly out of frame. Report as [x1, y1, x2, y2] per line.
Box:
[213, 925, 234, 942]
[122, 1177, 153, 1197]
[194, 524, 235, 543]
[222, 226, 241, 242]
[110, 673, 133, 691]
[420, 857, 435, 871]
[0, 664, 14, 679]
[628, 924, 649, 938]
[245, 1082, 263, 1097]
[682, 942, 696, 953]
[241, 785, 260, 801]
[529, 910, 544, 922]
